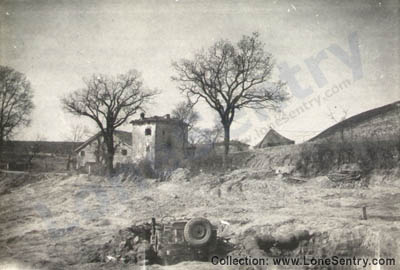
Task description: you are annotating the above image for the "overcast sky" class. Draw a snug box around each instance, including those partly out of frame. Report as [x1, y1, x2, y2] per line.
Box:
[1, 0, 399, 144]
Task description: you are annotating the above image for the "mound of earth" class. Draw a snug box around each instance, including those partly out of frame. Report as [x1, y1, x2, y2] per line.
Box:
[0, 167, 399, 269]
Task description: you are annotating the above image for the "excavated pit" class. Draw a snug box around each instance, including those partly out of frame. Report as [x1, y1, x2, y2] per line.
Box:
[85, 220, 400, 269]
[1, 167, 399, 270]
[231, 225, 400, 270]
[88, 222, 234, 266]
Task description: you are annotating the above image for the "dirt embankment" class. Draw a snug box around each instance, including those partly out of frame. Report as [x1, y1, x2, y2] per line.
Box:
[0, 165, 399, 269]
[232, 140, 400, 179]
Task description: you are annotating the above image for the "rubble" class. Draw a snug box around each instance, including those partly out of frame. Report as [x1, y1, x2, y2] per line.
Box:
[91, 223, 154, 264]
[327, 163, 367, 188]
[169, 168, 190, 182]
[275, 165, 296, 175]
[159, 168, 190, 182]
[241, 229, 312, 258]
[90, 218, 235, 266]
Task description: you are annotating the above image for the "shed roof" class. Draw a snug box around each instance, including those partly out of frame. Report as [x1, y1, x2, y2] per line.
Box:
[74, 130, 132, 153]
[255, 128, 294, 148]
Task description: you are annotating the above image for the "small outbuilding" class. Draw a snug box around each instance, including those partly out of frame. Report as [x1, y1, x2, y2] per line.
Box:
[74, 130, 132, 170]
[255, 128, 295, 148]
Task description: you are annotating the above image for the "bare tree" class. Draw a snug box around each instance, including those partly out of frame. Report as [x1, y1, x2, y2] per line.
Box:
[198, 121, 224, 149]
[172, 32, 288, 166]
[188, 127, 203, 145]
[326, 105, 350, 142]
[65, 123, 90, 143]
[25, 134, 47, 169]
[0, 66, 34, 153]
[61, 70, 157, 175]
[171, 99, 200, 131]
[64, 123, 90, 170]
[327, 105, 349, 123]
[171, 99, 200, 152]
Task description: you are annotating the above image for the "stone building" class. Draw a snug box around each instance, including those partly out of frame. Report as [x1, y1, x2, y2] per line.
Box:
[74, 130, 132, 170]
[130, 113, 188, 169]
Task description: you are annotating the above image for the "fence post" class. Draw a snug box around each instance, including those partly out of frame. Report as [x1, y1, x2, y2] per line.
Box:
[362, 206, 367, 220]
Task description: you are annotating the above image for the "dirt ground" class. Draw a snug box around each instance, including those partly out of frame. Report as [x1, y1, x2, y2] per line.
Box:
[0, 168, 399, 270]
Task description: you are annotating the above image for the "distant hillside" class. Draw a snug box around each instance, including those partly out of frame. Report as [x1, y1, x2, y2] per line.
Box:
[310, 100, 400, 142]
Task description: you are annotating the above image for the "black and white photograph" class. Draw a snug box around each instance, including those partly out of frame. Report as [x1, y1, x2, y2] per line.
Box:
[0, 0, 399, 269]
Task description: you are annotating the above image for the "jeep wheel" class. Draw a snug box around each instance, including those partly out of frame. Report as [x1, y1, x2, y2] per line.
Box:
[184, 217, 212, 247]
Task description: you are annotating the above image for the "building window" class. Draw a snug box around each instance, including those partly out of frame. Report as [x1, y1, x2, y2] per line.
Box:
[166, 138, 172, 149]
[80, 151, 85, 157]
[162, 130, 165, 135]
[146, 145, 150, 152]
[145, 128, 151, 136]
[121, 149, 127, 156]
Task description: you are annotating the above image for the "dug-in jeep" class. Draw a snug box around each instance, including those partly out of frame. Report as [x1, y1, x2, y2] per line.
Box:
[149, 217, 218, 265]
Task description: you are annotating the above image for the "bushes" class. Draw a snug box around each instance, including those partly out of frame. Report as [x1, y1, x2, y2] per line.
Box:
[116, 153, 229, 180]
[116, 160, 157, 179]
[137, 160, 157, 178]
[181, 151, 229, 174]
[296, 139, 400, 176]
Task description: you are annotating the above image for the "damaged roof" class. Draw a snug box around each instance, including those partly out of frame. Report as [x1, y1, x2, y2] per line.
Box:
[74, 130, 132, 153]
[130, 114, 188, 126]
[255, 128, 295, 148]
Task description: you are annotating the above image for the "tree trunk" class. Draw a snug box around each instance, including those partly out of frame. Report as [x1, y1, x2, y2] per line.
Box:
[95, 138, 101, 163]
[104, 132, 115, 177]
[66, 154, 71, 170]
[222, 124, 230, 169]
[0, 130, 4, 160]
[0, 137, 3, 161]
